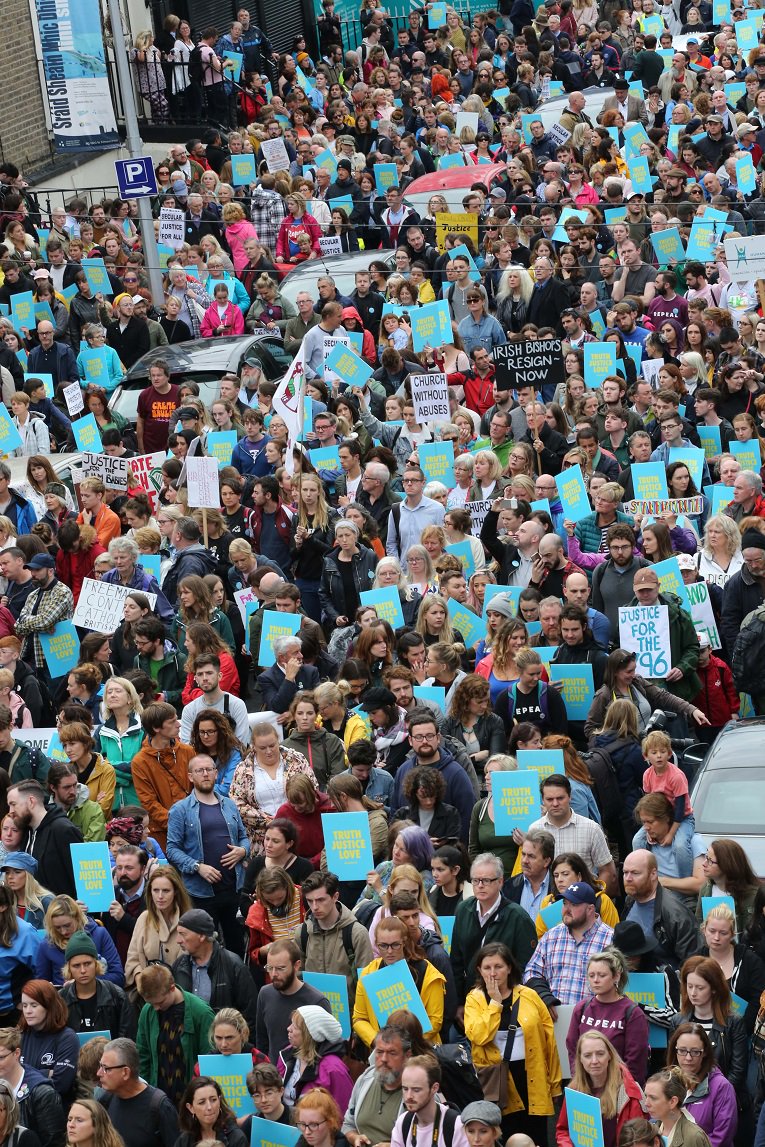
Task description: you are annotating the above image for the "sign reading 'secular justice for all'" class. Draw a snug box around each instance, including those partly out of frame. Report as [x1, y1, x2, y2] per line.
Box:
[492, 339, 565, 391]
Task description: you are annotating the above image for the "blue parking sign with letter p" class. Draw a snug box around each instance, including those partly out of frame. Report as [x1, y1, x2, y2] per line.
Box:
[115, 157, 157, 199]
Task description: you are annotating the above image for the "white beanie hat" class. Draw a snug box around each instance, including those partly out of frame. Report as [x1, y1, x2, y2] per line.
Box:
[297, 1005, 343, 1044]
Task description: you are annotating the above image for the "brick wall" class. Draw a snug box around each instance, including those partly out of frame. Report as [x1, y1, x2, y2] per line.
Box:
[0, 0, 54, 174]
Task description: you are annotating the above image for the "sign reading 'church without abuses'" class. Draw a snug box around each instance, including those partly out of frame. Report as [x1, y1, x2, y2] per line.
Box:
[492, 339, 565, 391]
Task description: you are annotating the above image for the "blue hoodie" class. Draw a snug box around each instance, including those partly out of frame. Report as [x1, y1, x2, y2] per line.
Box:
[35, 917, 124, 988]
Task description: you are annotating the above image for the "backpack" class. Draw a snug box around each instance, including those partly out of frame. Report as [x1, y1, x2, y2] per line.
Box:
[432, 1043, 484, 1110]
[581, 742, 624, 828]
[188, 45, 204, 84]
[732, 604, 765, 695]
[101, 1084, 167, 1132]
[300, 919, 359, 984]
[401, 1107, 460, 1147]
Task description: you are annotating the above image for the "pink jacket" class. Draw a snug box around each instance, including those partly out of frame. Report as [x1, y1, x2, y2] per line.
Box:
[225, 219, 259, 274]
[200, 300, 245, 338]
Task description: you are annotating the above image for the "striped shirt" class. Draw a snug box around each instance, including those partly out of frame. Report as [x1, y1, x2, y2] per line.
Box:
[523, 918, 614, 1004]
[526, 810, 613, 876]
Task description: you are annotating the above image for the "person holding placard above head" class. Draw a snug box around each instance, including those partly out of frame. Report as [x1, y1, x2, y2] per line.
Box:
[665, 1024, 737, 1147]
[556, 1032, 646, 1147]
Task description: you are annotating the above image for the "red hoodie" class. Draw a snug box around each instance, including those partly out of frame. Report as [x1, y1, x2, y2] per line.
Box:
[693, 654, 740, 726]
[275, 791, 337, 868]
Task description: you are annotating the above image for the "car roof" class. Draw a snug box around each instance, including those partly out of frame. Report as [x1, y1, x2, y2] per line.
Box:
[693, 717, 765, 770]
[123, 332, 279, 381]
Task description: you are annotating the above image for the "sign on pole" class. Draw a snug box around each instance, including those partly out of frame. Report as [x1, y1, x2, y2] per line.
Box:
[410, 372, 449, 423]
[115, 156, 157, 198]
[80, 452, 129, 491]
[492, 339, 564, 391]
[186, 457, 221, 509]
[618, 604, 672, 678]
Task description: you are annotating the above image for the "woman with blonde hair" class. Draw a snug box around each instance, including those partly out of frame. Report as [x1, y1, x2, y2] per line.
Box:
[404, 544, 438, 597]
[700, 902, 765, 1032]
[124, 864, 191, 990]
[0, 854, 53, 929]
[129, 31, 168, 121]
[312, 681, 367, 749]
[567, 948, 649, 1083]
[65, 1096, 128, 1147]
[366, 861, 441, 952]
[35, 896, 122, 988]
[476, 617, 529, 704]
[291, 473, 338, 621]
[416, 595, 458, 648]
[371, 557, 421, 626]
[277, 1007, 353, 1113]
[95, 677, 144, 809]
[558, 1033, 646, 1147]
[468, 450, 506, 502]
[696, 515, 743, 588]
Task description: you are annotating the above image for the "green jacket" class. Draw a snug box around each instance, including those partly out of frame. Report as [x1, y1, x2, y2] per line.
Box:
[67, 784, 106, 842]
[628, 590, 701, 702]
[7, 740, 51, 785]
[136, 989, 214, 1085]
[96, 715, 145, 808]
[135, 640, 187, 711]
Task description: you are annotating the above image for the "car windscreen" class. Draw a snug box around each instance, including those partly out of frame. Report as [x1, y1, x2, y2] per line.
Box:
[693, 767, 765, 835]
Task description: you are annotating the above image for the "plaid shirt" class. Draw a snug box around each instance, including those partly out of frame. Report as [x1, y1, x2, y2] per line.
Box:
[527, 811, 613, 877]
[16, 577, 74, 669]
[523, 918, 614, 1005]
[249, 188, 287, 255]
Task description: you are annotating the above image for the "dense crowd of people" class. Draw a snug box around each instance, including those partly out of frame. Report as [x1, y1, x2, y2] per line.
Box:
[4, 3, 765, 1147]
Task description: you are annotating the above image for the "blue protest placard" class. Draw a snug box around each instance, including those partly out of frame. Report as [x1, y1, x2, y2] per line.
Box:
[230, 154, 257, 186]
[650, 227, 685, 265]
[623, 121, 650, 157]
[411, 300, 452, 352]
[198, 1054, 255, 1115]
[24, 371, 54, 399]
[429, 1, 447, 24]
[437, 916, 454, 955]
[206, 430, 238, 468]
[627, 155, 653, 195]
[583, 342, 617, 390]
[728, 439, 761, 474]
[540, 897, 564, 929]
[482, 585, 521, 618]
[730, 991, 747, 1018]
[735, 16, 760, 50]
[619, 604, 672, 678]
[686, 220, 730, 262]
[361, 959, 431, 1032]
[565, 1087, 605, 1147]
[82, 258, 111, 294]
[603, 207, 627, 224]
[631, 462, 669, 502]
[701, 894, 736, 920]
[321, 811, 373, 881]
[438, 153, 467, 170]
[547, 663, 595, 721]
[374, 163, 399, 194]
[668, 447, 705, 489]
[491, 769, 542, 834]
[555, 464, 591, 522]
[222, 51, 243, 81]
[324, 343, 373, 389]
[551, 207, 588, 244]
[9, 292, 35, 336]
[71, 841, 114, 912]
[737, 154, 757, 196]
[314, 148, 338, 175]
[360, 587, 405, 629]
[624, 342, 644, 374]
[40, 621, 80, 680]
[448, 244, 481, 282]
[78, 348, 112, 387]
[33, 301, 56, 328]
[302, 971, 351, 1038]
[418, 441, 455, 487]
[308, 445, 342, 472]
[257, 609, 301, 668]
[624, 971, 667, 1047]
[698, 425, 722, 461]
[413, 685, 447, 713]
[714, 0, 732, 20]
[652, 556, 691, 610]
[705, 484, 734, 516]
[516, 748, 562, 782]
[250, 1117, 301, 1147]
[445, 540, 476, 578]
[72, 413, 103, 454]
[446, 599, 487, 648]
[0, 403, 23, 453]
[140, 554, 161, 582]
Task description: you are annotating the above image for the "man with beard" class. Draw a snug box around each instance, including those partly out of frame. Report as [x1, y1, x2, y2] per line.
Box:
[646, 270, 689, 328]
[591, 524, 650, 638]
[166, 754, 249, 954]
[7, 778, 82, 896]
[254, 939, 332, 1062]
[343, 1026, 411, 1147]
[47, 761, 104, 842]
[392, 1057, 469, 1147]
[101, 843, 148, 965]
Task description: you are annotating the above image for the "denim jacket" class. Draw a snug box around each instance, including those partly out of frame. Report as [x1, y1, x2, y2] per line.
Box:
[166, 791, 250, 898]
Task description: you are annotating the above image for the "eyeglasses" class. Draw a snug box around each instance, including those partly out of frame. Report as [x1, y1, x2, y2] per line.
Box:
[97, 1062, 128, 1072]
[472, 876, 500, 885]
[377, 941, 403, 951]
[676, 1048, 703, 1059]
[296, 1122, 327, 1132]
[703, 854, 717, 863]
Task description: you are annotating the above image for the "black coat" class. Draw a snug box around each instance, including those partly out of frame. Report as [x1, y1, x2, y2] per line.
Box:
[521, 422, 568, 475]
[173, 941, 258, 1033]
[442, 712, 506, 763]
[392, 800, 461, 842]
[106, 316, 150, 370]
[524, 278, 571, 332]
[26, 806, 82, 897]
[60, 978, 136, 1040]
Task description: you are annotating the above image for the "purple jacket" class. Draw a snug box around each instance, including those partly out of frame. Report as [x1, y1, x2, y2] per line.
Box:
[684, 1066, 738, 1147]
[277, 1046, 353, 1115]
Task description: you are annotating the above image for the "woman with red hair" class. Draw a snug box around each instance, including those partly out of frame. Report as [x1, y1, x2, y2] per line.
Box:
[18, 978, 79, 1096]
